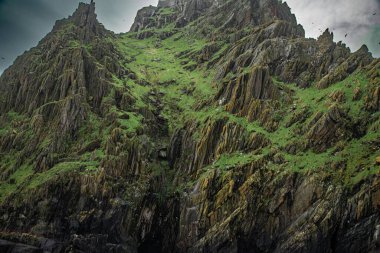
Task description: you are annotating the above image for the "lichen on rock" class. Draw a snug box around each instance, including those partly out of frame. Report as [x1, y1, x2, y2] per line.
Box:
[0, 0, 380, 252]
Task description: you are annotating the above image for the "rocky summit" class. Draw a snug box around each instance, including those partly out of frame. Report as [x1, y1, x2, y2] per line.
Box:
[0, 0, 379, 252]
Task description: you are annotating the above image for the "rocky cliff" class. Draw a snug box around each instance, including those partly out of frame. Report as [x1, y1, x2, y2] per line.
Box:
[0, 0, 379, 252]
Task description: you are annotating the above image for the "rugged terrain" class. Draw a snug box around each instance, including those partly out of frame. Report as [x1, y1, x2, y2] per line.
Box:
[0, 0, 380, 252]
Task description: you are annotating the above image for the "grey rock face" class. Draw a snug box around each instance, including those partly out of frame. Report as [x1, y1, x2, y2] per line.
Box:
[130, 5, 158, 32]
[158, 0, 177, 8]
[0, 1, 379, 253]
[133, 0, 299, 30]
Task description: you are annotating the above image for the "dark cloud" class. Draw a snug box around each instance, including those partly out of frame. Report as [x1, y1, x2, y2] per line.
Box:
[0, 0, 80, 72]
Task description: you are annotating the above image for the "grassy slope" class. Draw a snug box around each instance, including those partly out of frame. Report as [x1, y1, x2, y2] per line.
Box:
[116, 30, 216, 131]
[114, 13, 379, 186]
[0, 7, 379, 202]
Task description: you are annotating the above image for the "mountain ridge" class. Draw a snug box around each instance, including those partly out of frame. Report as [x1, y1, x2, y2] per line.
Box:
[0, 1, 379, 252]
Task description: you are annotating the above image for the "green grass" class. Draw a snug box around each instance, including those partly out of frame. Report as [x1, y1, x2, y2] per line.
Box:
[279, 71, 369, 119]
[158, 7, 176, 15]
[184, 70, 379, 186]
[127, 79, 150, 108]
[118, 112, 143, 133]
[282, 149, 337, 171]
[211, 152, 257, 170]
[115, 27, 220, 132]
[68, 40, 80, 48]
[28, 161, 99, 189]
[0, 111, 27, 136]
[0, 165, 33, 203]
[0, 11, 378, 207]
[342, 117, 380, 185]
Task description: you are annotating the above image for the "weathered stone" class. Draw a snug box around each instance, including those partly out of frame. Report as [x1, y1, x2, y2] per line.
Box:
[158, 148, 168, 159]
[306, 105, 352, 152]
[217, 66, 280, 112]
[0, 1, 379, 252]
[316, 45, 373, 89]
[353, 87, 362, 101]
[130, 6, 158, 32]
[329, 90, 346, 103]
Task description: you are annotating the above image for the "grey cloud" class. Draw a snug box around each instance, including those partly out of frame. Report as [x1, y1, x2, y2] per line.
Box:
[94, 0, 158, 33]
[333, 22, 371, 31]
[286, 0, 380, 57]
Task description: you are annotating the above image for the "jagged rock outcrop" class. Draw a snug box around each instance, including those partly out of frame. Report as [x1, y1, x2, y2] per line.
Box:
[0, 2, 128, 172]
[176, 166, 380, 253]
[69, 2, 110, 42]
[215, 26, 373, 88]
[364, 59, 380, 112]
[133, 0, 300, 32]
[190, 118, 268, 172]
[191, 0, 298, 29]
[306, 105, 352, 152]
[175, 0, 214, 26]
[214, 66, 285, 131]
[168, 118, 269, 175]
[216, 66, 280, 111]
[102, 128, 145, 178]
[158, 0, 177, 8]
[130, 6, 160, 32]
[0, 2, 123, 115]
[316, 45, 373, 89]
[0, 0, 379, 252]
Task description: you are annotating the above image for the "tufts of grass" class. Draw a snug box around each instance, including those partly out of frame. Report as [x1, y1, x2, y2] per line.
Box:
[0, 164, 34, 203]
[27, 161, 99, 189]
[211, 152, 256, 170]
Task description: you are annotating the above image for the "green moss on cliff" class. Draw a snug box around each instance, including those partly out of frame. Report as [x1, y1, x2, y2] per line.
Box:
[115, 28, 218, 132]
[28, 161, 99, 189]
[212, 153, 256, 170]
[0, 8, 379, 211]
[0, 165, 33, 202]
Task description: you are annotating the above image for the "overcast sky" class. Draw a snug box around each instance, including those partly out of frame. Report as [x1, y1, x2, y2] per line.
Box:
[0, 0, 379, 73]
